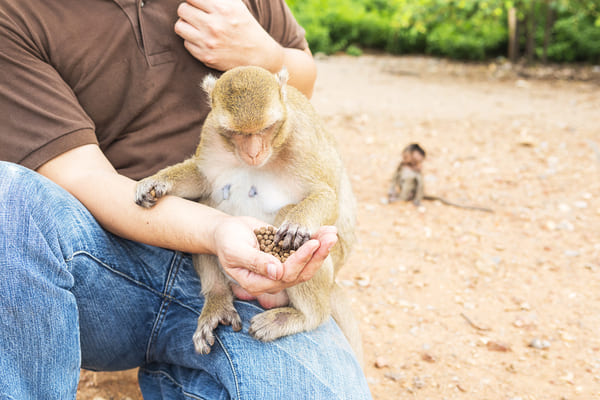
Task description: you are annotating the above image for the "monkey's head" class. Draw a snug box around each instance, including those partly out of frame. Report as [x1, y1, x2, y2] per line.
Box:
[402, 143, 426, 171]
[202, 66, 289, 167]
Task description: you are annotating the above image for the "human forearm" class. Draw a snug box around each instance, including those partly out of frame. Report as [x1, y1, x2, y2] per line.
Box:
[37, 144, 224, 255]
[279, 47, 317, 98]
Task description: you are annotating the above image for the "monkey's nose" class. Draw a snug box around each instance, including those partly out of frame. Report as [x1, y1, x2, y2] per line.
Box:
[247, 154, 262, 165]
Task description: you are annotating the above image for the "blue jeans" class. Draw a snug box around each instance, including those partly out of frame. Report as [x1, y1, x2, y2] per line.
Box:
[0, 162, 371, 400]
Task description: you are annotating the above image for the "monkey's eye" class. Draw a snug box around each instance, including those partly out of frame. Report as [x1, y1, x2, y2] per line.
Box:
[261, 121, 282, 136]
[219, 128, 237, 138]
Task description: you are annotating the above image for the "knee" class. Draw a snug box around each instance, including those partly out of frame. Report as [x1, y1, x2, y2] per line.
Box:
[220, 315, 372, 399]
[0, 161, 95, 258]
[0, 161, 92, 226]
[0, 161, 65, 209]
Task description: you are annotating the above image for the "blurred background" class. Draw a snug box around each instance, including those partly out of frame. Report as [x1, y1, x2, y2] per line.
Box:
[288, 0, 600, 64]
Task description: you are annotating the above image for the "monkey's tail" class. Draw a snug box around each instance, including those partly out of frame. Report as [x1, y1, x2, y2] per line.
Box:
[423, 195, 494, 213]
[331, 283, 364, 367]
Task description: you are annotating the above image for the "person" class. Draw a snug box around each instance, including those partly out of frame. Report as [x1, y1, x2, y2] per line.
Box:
[0, 0, 372, 398]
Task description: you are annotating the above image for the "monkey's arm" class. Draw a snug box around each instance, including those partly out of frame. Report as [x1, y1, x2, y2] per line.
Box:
[135, 157, 210, 208]
[387, 165, 402, 202]
[413, 173, 425, 206]
[275, 183, 338, 250]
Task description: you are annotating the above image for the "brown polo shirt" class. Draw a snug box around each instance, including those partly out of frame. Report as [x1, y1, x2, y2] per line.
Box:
[0, 0, 307, 179]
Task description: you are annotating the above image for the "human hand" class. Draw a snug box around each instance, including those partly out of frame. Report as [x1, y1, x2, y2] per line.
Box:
[174, 0, 283, 72]
[213, 216, 338, 298]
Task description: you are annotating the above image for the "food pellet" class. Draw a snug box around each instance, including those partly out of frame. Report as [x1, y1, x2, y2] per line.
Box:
[254, 226, 295, 262]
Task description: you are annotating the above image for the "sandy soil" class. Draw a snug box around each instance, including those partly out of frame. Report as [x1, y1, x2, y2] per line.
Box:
[77, 54, 600, 400]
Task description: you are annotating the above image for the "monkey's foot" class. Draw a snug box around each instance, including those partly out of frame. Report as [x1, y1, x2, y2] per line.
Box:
[274, 222, 311, 251]
[249, 307, 309, 342]
[134, 179, 170, 208]
[193, 306, 242, 354]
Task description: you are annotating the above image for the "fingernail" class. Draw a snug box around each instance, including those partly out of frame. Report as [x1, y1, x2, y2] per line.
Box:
[267, 263, 278, 280]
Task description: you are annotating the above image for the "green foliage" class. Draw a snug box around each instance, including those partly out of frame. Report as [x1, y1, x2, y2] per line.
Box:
[287, 0, 600, 63]
[345, 44, 364, 56]
[546, 9, 600, 62]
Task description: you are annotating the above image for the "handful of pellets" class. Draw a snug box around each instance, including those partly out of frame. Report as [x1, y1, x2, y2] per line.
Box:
[254, 226, 295, 262]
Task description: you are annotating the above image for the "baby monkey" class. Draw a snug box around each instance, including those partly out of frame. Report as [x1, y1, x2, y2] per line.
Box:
[134, 66, 361, 360]
[388, 143, 493, 212]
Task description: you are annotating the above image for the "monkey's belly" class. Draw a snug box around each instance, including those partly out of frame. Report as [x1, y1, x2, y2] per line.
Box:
[209, 170, 305, 224]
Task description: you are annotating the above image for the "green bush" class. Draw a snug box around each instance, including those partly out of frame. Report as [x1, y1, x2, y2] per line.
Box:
[546, 13, 600, 62]
[287, 0, 600, 63]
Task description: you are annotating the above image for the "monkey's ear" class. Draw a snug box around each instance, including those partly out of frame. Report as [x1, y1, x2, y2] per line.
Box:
[201, 75, 218, 99]
[276, 67, 289, 86]
[276, 67, 289, 101]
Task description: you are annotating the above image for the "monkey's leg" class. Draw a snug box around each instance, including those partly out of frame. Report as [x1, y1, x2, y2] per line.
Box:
[134, 158, 209, 208]
[192, 254, 242, 354]
[248, 258, 334, 342]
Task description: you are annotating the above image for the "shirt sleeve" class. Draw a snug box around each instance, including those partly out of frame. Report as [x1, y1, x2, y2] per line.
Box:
[245, 0, 308, 51]
[0, 7, 97, 171]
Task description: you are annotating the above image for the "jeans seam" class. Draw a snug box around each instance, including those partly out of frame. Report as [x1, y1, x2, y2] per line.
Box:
[145, 252, 182, 364]
[67, 250, 199, 313]
[214, 334, 242, 400]
[67, 250, 165, 298]
[139, 368, 207, 400]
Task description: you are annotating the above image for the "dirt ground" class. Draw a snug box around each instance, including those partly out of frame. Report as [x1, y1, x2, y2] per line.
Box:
[77, 54, 600, 400]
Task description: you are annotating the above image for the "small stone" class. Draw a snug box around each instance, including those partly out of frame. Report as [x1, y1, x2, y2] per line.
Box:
[558, 203, 571, 213]
[557, 220, 574, 231]
[374, 356, 389, 368]
[384, 372, 405, 382]
[413, 376, 425, 389]
[564, 250, 580, 257]
[355, 273, 371, 287]
[529, 337, 551, 349]
[486, 341, 511, 352]
[457, 383, 468, 392]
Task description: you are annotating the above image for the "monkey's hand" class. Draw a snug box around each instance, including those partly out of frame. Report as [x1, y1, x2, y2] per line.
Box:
[274, 222, 312, 251]
[134, 178, 171, 208]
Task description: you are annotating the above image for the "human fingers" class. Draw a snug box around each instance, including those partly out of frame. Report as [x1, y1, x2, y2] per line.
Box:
[176, 2, 208, 29]
[296, 227, 338, 282]
[221, 239, 283, 281]
[280, 226, 338, 284]
[184, 0, 228, 15]
[226, 265, 288, 296]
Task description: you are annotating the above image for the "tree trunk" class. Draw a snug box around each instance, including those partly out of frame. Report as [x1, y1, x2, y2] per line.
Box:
[508, 7, 518, 62]
[526, 0, 537, 63]
[542, 0, 554, 63]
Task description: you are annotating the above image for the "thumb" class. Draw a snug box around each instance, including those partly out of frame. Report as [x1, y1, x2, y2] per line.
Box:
[227, 243, 284, 281]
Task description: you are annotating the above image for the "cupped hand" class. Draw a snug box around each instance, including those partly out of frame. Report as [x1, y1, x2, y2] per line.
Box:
[213, 216, 338, 301]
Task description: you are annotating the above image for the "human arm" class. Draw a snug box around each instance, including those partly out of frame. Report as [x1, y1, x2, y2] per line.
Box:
[37, 144, 336, 296]
[174, 0, 317, 97]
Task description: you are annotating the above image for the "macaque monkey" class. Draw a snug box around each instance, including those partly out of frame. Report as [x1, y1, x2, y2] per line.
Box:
[134, 66, 362, 361]
[388, 143, 493, 213]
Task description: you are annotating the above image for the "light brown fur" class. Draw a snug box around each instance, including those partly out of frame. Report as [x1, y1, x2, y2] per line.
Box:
[135, 66, 362, 362]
